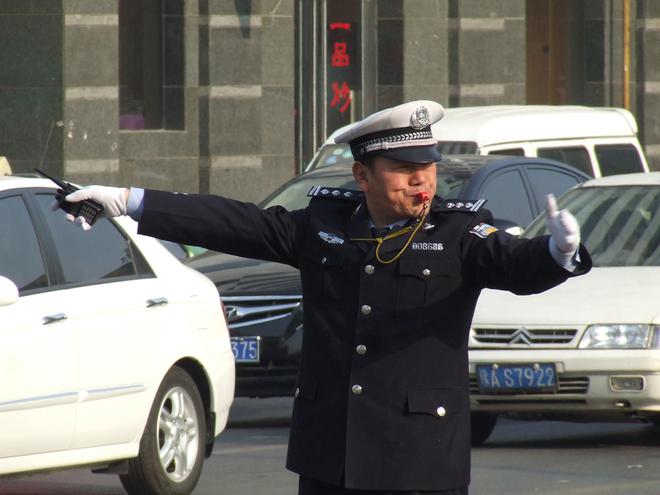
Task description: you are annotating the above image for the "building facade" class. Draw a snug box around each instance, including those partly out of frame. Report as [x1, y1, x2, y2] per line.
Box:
[1, 0, 659, 202]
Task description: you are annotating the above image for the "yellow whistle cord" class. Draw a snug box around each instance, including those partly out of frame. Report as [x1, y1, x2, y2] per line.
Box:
[350, 205, 429, 265]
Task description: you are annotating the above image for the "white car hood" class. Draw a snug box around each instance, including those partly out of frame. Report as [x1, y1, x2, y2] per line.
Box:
[473, 267, 660, 326]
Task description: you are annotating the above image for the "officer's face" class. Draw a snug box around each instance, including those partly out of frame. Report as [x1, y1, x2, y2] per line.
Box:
[353, 157, 436, 226]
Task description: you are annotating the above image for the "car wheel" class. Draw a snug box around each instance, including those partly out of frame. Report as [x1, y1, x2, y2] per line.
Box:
[470, 412, 498, 446]
[120, 366, 206, 495]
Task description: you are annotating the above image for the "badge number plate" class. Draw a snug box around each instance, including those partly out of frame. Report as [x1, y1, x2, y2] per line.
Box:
[230, 336, 261, 363]
[476, 363, 557, 393]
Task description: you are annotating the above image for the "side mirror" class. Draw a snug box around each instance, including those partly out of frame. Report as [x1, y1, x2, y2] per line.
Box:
[493, 219, 524, 237]
[0, 275, 19, 306]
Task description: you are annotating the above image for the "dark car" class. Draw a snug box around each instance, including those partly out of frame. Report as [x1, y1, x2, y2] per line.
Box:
[186, 155, 591, 398]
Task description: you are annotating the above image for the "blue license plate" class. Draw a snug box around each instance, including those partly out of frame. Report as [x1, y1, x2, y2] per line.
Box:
[476, 363, 557, 393]
[230, 336, 261, 363]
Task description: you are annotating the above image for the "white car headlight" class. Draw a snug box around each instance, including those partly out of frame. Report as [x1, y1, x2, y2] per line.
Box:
[579, 324, 651, 349]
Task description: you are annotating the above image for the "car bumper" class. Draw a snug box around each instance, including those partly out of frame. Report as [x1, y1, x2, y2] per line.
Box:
[469, 349, 660, 419]
[208, 348, 236, 436]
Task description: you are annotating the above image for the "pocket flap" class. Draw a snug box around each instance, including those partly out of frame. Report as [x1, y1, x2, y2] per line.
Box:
[407, 388, 465, 416]
[294, 376, 318, 401]
[398, 258, 450, 278]
[304, 246, 344, 267]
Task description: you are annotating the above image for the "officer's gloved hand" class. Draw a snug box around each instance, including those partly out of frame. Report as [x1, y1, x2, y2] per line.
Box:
[545, 193, 580, 253]
[51, 185, 129, 231]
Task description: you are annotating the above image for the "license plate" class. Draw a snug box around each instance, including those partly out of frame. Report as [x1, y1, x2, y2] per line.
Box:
[230, 336, 261, 363]
[476, 363, 557, 393]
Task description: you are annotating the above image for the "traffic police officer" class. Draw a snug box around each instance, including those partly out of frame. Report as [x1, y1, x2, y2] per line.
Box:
[62, 100, 591, 494]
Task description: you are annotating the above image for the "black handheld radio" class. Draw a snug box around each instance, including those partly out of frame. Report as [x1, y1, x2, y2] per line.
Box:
[34, 168, 104, 226]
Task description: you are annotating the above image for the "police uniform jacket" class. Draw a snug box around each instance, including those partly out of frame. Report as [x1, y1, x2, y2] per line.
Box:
[137, 188, 591, 492]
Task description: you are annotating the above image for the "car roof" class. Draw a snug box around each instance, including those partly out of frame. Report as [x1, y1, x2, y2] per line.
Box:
[0, 175, 57, 191]
[432, 105, 638, 146]
[324, 106, 638, 147]
[577, 171, 660, 188]
[293, 154, 586, 185]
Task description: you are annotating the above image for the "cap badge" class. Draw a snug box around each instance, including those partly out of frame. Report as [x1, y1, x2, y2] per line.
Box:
[410, 106, 430, 130]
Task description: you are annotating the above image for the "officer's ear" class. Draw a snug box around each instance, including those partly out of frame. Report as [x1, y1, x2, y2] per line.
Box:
[352, 160, 371, 193]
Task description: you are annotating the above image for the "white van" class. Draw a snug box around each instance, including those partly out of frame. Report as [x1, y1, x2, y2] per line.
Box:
[307, 105, 649, 178]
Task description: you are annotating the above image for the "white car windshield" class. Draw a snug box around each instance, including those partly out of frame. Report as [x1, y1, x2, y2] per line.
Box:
[524, 185, 660, 267]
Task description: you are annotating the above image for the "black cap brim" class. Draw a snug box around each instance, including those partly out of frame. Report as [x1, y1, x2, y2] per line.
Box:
[371, 144, 441, 164]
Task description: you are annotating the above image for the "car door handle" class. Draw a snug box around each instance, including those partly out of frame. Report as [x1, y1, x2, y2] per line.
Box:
[43, 313, 67, 325]
[146, 297, 169, 308]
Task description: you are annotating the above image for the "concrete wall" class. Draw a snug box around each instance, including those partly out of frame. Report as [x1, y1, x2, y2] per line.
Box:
[637, 1, 660, 170]
[0, 1, 64, 175]
[202, 0, 296, 202]
[1, 0, 658, 191]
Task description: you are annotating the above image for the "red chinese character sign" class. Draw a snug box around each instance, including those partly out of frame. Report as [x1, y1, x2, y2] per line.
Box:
[331, 81, 351, 113]
[326, 3, 361, 135]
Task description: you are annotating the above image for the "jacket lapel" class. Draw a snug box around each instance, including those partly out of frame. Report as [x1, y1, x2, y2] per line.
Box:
[347, 202, 374, 253]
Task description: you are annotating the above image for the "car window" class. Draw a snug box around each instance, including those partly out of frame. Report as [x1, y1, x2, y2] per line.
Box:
[488, 148, 524, 156]
[537, 146, 592, 176]
[595, 144, 645, 176]
[525, 167, 583, 213]
[159, 240, 189, 260]
[34, 193, 148, 285]
[0, 195, 48, 292]
[263, 175, 357, 210]
[477, 169, 533, 227]
[436, 141, 478, 154]
[524, 185, 660, 266]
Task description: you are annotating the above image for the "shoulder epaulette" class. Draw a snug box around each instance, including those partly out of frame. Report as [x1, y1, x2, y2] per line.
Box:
[308, 186, 363, 201]
[433, 198, 487, 213]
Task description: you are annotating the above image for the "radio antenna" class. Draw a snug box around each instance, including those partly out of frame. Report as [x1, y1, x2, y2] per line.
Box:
[38, 121, 56, 171]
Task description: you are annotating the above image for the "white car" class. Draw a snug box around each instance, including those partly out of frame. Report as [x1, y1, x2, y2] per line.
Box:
[469, 172, 660, 444]
[0, 175, 235, 495]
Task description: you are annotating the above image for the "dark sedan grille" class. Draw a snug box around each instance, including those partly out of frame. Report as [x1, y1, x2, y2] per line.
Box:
[221, 295, 301, 328]
[472, 327, 578, 347]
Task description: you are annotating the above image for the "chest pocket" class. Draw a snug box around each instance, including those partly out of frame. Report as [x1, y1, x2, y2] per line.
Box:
[303, 246, 346, 300]
[395, 257, 458, 314]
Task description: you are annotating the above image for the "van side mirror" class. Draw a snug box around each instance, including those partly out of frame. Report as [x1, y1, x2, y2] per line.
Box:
[0, 276, 19, 306]
[493, 219, 524, 237]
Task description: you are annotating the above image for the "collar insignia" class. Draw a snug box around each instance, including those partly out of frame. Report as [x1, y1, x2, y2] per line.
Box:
[422, 222, 435, 230]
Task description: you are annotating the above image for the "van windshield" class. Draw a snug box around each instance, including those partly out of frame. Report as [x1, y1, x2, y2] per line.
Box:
[306, 144, 354, 170]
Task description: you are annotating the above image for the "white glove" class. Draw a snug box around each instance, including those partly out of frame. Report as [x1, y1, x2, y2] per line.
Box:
[51, 186, 129, 230]
[545, 194, 580, 253]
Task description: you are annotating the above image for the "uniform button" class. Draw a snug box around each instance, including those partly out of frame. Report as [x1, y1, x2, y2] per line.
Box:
[360, 305, 372, 315]
[321, 256, 327, 264]
[294, 387, 300, 398]
[422, 268, 431, 277]
[351, 384, 363, 395]
[436, 406, 446, 417]
[356, 344, 367, 355]
[364, 264, 375, 275]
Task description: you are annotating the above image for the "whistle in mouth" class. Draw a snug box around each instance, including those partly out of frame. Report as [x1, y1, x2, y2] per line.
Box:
[415, 191, 430, 202]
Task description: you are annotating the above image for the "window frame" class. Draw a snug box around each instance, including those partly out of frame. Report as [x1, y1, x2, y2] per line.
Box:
[0, 190, 52, 295]
[5, 187, 155, 295]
